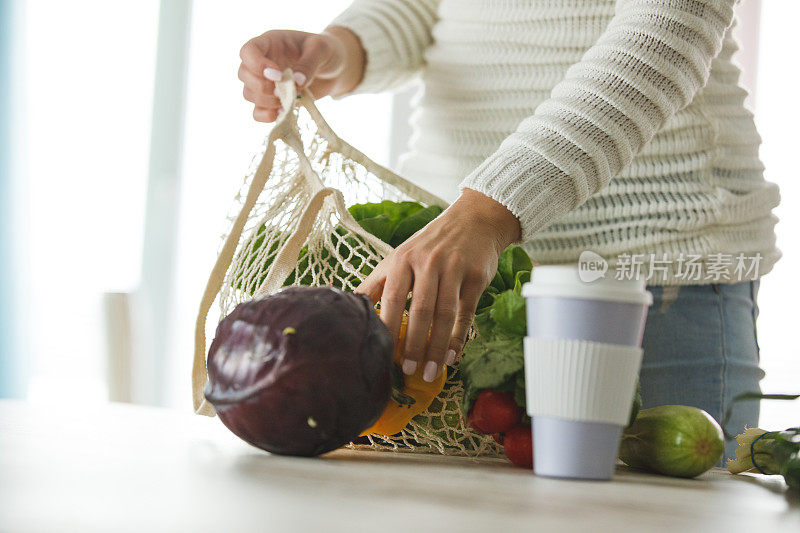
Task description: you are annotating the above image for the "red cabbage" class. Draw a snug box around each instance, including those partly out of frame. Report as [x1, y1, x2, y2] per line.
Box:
[204, 286, 393, 456]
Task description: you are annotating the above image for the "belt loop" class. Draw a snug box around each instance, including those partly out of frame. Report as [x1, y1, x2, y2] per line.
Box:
[660, 285, 680, 312]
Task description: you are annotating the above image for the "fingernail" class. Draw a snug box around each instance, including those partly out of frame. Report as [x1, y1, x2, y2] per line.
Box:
[263, 67, 282, 81]
[293, 72, 306, 86]
[423, 361, 439, 382]
[445, 349, 457, 366]
[402, 359, 418, 376]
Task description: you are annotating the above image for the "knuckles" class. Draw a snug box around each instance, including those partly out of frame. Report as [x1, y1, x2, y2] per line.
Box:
[463, 264, 492, 284]
[410, 304, 435, 318]
[380, 295, 407, 309]
[238, 42, 253, 61]
[392, 244, 487, 280]
[302, 34, 325, 54]
[255, 80, 271, 94]
[391, 246, 412, 264]
[454, 312, 474, 327]
[434, 306, 457, 321]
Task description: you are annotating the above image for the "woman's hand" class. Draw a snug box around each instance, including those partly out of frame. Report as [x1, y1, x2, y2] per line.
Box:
[238, 27, 365, 122]
[356, 189, 522, 382]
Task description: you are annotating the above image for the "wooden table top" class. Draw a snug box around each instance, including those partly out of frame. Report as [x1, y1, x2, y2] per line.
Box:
[0, 400, 797, 532]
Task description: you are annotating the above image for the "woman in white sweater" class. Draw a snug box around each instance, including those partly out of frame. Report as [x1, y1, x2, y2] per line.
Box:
[238, 0, 779, 458]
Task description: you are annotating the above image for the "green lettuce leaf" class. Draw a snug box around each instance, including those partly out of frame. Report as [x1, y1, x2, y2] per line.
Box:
[460, 334, 524, 390]
[353, 215, 396, 244]
[513, 269, 531, 293]
[348, 200, 424, 224]
[497, 246, 533, 290]
[389, 205, 443, 247]
[489, 289, 527, 337]
[459, 333, 525, 414]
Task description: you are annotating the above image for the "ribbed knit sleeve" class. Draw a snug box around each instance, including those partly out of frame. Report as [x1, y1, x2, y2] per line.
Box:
[329, 0, 440, 94]
[459, 0, 738, 242]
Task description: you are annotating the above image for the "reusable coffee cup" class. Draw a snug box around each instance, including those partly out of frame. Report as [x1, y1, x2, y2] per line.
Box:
[521, 266, 652, 480]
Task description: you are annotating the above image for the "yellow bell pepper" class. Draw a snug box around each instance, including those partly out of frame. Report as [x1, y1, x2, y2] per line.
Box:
[361, 316, 447, 436]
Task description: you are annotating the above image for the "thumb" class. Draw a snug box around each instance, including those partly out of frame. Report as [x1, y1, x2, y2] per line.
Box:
[291, 34, 334, 89]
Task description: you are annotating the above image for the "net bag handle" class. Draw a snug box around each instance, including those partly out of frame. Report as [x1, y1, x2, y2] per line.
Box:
[190, 73, 297, 415]
[192, 70, 447, 415]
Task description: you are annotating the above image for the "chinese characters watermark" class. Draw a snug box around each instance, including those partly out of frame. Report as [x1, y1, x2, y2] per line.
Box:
[578, 251, 762, 283]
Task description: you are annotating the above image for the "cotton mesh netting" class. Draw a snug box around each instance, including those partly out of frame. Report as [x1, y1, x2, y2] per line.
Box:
[192, 71, 501, 457]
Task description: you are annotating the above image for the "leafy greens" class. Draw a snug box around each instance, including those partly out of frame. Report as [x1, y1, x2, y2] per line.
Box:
[459, 246, 533, 415]
[237, 200, 444, 292]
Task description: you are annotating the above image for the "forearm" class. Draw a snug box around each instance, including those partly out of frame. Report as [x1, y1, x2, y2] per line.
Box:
[461, 0, 737, 241]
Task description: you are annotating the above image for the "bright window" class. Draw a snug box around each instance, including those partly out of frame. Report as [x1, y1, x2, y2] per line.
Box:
[21, 0, 393, 408]
[748, 1, 800, 429]
[24, 0, 160, 402]
[166, 0, 393, 407]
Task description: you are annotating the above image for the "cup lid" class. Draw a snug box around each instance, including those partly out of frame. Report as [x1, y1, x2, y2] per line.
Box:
[521, 265, 653, 306]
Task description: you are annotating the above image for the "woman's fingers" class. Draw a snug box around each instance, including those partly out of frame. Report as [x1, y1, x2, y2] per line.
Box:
[353, 264, 386, 304]
[237, 63, 265, 88]
[378, 263, 412, 349]
[253, 107, 279, 123]
[243, 87, 255, 104]
[239, 33, 291, 119]
[449, 282, 483, 359]
[242, 88, 279, 110]
[402, 269, 438, 376]
[238, 65, 279, 107]
[239, 29, 346, 115]
[239, 47, 282, 122]
[240, 31, 331, 90]
[422, 278, 459, 381]
[240, 34, 281, 79]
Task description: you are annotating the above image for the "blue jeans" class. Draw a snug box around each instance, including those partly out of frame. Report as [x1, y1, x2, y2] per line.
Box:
[639, 281, 764, 461]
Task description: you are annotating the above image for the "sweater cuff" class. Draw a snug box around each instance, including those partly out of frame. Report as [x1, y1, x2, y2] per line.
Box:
[328, 14, 402, 95]
[459, 148, 580, 243]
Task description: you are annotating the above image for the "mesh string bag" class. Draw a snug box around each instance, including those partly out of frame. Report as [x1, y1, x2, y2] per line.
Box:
[192, 70, 501, 457]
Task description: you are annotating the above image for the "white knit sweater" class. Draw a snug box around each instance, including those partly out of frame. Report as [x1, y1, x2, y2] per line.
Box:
[331, 0, 780, 284]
